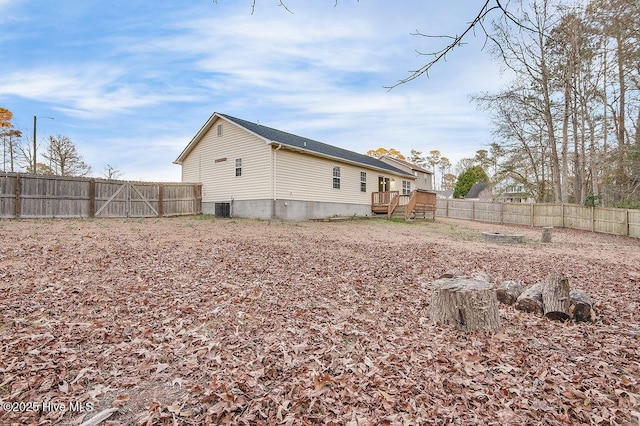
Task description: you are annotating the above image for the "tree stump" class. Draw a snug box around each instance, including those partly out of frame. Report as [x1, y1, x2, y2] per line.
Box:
[569, 289, 596, 322]
[496, 281, 524, 305]
[515, 282, 544, 315]
[542, 275, 570, 321]
[430, 278, 501, 331]
[541, 227, 553, 243]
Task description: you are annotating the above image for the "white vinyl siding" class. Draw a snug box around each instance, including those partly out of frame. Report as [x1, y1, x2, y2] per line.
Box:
[275, 149, 406, 203]
[181, 118, 272, 202]
[378, 157, 433, 191]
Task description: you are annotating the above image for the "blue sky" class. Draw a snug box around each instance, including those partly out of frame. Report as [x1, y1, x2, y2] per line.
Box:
[1, 0, 508, 181]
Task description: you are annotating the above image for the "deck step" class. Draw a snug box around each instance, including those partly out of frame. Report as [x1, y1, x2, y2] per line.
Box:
[390, 206, 406, 220]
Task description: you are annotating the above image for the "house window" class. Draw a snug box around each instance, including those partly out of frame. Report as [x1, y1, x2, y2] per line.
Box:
[235, 158, 242, 176]
[402, 180, 411, 195]
[360, 172, 367, 192]
[332, 166, 341, 189]
[217, 124, 223, 137]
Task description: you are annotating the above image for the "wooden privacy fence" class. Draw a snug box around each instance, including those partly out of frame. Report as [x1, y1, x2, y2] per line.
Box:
[436, 199, 640, 239]
[0, 173, 202, 219]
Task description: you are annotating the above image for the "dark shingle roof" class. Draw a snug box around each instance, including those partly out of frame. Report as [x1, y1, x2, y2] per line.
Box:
[220, 114, 412, 177]
[465, 182, 490, 199]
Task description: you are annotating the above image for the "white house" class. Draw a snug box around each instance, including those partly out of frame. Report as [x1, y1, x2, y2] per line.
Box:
[174, 112, 416, 220]
[378, 156, 434, 192]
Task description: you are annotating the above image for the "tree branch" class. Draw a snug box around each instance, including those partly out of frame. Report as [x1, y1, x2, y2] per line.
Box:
[385, 0, 537, 90]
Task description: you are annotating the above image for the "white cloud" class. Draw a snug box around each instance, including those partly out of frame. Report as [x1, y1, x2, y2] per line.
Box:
[0, 66, 202, 119]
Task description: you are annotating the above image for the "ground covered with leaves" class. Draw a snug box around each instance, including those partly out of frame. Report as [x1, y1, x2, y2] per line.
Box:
[1, 216, 639, 425]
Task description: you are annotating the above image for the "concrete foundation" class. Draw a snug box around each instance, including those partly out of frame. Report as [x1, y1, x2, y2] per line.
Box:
[202, 199, 371, 221]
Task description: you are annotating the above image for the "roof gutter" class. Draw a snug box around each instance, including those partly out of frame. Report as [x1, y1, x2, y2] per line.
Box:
[272, 143, 415, 179]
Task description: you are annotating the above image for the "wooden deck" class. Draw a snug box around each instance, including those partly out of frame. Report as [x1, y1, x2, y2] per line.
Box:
[371, 190, 437, 220]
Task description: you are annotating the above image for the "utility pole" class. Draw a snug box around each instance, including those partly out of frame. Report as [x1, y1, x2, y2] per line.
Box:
[33, 115, 54, 174]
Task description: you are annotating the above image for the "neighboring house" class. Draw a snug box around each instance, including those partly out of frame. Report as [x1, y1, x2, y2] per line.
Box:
[378, 156, 434, 192]
[435, 189, 454, 199]
[495, 183, 534, 203]
[174, 112, 416, 220]
[465, 182, 493, 200]
[497, 191, 535, 203]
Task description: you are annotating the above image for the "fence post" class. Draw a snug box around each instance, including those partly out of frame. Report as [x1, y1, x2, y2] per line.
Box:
[446, 199, 449, 218]
[89, 179, 96, 218]
[472, 201, 476, 221]
[561, 204, 565, 228]
[531, 203, 534, 226]
[591, 206, 595, 233]
[14, 173, 21, 218]
[195, 184, 203, 214]
[625, 209, 630, 237]
[158, 184, 164, 218]
[500, 202, 504, 225]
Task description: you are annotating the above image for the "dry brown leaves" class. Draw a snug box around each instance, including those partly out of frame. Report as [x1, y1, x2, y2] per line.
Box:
[0, 217, 639, 425]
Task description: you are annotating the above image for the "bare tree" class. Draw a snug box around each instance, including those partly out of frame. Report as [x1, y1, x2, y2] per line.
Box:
[103, 164, 122, 180]
[42, 135, 91, 177]
[2, 130, 22, 172]
[15, 137, 37, 173]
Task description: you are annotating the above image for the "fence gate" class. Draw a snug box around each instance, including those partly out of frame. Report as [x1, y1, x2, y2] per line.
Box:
[95, 181, 159, 218]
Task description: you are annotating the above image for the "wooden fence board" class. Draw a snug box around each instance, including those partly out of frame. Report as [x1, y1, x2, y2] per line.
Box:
[532, 204, 564, 227]
[503, 203, 534, 226]
[627, 210, 640, 239]
[473, 201, 502, 223]
[436, 198, 639, 239]
[562, 204, 592, 231]
[0, 174, 17, 218]
[593, 207, 627, 236]
[0, 173, 201, 219]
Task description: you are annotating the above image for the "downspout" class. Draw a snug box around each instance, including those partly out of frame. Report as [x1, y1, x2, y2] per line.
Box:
[272, 144, 282, 219]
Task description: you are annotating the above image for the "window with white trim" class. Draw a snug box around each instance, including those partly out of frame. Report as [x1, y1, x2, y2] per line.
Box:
[360, 172, 367, 192]
[402, 180, 411, 195]
[235, 158, 242, 176]
[332, 166, 341, 189]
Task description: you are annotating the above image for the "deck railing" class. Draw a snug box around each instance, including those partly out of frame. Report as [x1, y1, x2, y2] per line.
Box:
[371, 190, 437, 219]
[372, 191, 398, 214]
[404, 189, 437, 219]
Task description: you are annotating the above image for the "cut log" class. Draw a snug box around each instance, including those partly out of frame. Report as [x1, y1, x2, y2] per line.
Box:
[542, 274, 570, 321]
[437, 269, 461, 279]
[515, 282, 544, 315]
[496, 281, 524, 305]
[541, 227, 553, 243]
[430, 277, 501, 332]
[569, 289, 596, 322]
[471, 270, 494, 284]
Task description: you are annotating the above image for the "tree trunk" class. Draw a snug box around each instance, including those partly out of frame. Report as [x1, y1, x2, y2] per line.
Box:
[515, 282, 544, 315]
[430, 278, 501, 331]
[496, 281, 524, 305]
[542, 275, 570, 321]
[569, 289, 596, 322]
[561, 76, 571, 204]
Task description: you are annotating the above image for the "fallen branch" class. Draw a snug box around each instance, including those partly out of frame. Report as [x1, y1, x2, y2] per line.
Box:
[78, 408, 119, 426]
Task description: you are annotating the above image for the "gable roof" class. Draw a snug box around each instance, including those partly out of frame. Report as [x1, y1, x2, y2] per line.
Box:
[465, 182, 491, 199]
[380, 155, 433, 175]
[174, 112, 413, 178]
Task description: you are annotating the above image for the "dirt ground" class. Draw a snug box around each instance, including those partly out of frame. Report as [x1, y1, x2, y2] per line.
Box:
[1, 216, 639, 425]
